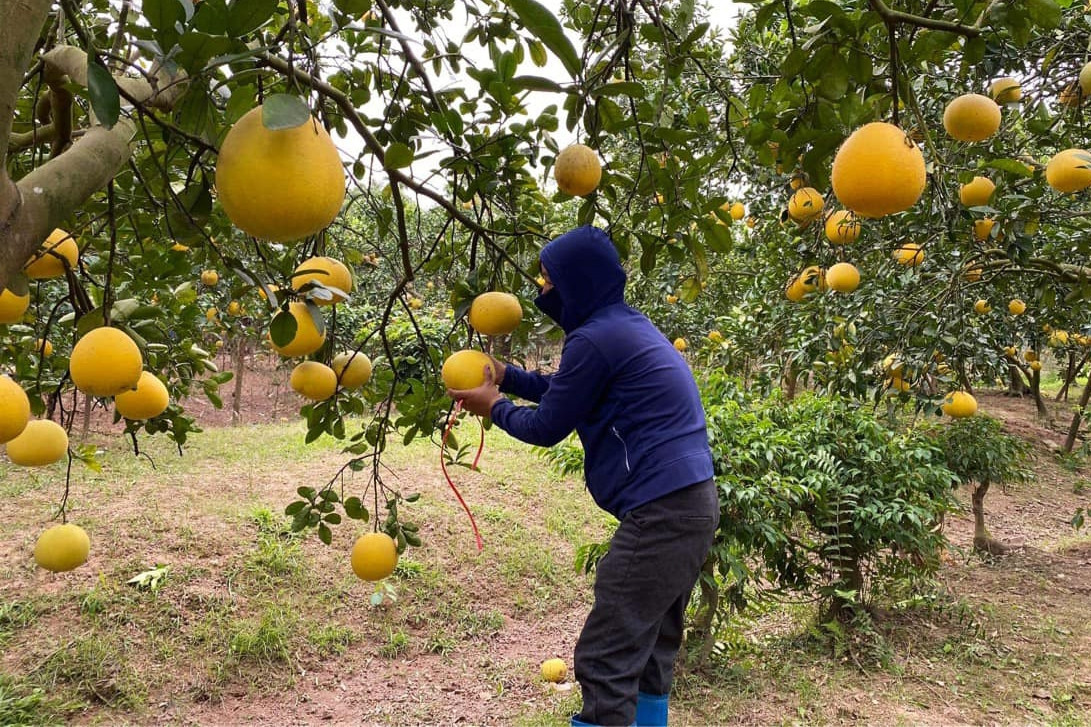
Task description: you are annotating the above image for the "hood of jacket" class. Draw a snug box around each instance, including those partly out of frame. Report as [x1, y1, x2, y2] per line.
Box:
[535, 226, 626, 333]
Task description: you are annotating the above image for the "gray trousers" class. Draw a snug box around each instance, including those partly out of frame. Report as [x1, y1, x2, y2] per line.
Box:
[574, 479, 720, 726]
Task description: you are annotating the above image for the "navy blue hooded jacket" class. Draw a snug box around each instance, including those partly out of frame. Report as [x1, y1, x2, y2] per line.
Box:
[489, 226, 714, 518]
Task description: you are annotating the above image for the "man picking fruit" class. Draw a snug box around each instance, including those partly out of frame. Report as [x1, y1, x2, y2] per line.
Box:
[447, 225, 718, 727]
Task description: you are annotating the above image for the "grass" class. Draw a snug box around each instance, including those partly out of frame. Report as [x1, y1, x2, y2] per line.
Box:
[2, 418, 1090, 724]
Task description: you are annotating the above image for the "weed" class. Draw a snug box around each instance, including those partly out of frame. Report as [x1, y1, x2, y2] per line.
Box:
[308, 624, 356, 656]
[228, 603, 296, 664]
[0, 673, 81, 725]
[35, 635, 146, 710]
[378, 627, 411, 658]
[0, 600, 37, 646]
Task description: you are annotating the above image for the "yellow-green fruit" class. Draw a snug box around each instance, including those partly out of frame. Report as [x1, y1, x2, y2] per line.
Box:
[1030, 360, 1043, 372]
[974, 299, 991, 314]
[290, 361, 338, 401]
[941, 391, 978, 418]
[0, 288, 30, 324]
[540, 658, 567, 683]
[729, 202, 745, 221]
[798, 266, 824, 293]
[1025, 350, 1038, 362]
[989, 77, 1022, 104]
[34, 521, 90, 571]
[943, 93, 1002, 142]
[787, 187, 824, 223]
[350, 532, 398, 581]
[959, 176, 995, 207]
[892, 242, 924, 266]
[290, 256, 353, 305]
[468, 292, 523, 336]
[673, 337, 688, 352]
[69, 327, 144, 397]
[1008, 299, 1026, 316]
[114, 371, 170, 420]
[24, 229, 79, 279]
[973, 218, 995, 241]
[554, 143, 602, 197]
[441, 349, 495, 390]
[707, 330, 724, 343]
[268, 302, 326, 358]
[201, 269, 220, 287]
[1080, 62, 1091, 95]
[0, 375, 31, 444]
[5, 419, 68, 466]
[824, 210, 861, 245]
[825, 262, 860, 293]
[1046, 149, 1091, 194]
[785, 277, 806, 302]
[34, 523, 90, 572]
[36, 339, 53, 357]
[332, 352, 373, 389]
[831, 122, 926, 218]
[215, 106, 346, 242]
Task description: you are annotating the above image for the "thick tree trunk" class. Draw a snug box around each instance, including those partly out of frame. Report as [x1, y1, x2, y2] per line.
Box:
[1063, 371, 1091, 453]
[971, 479, 1010, 555]
[1007, 363, 1029, 396]
[825, 558, 865, 623]
[1030, 370, 1048, 419]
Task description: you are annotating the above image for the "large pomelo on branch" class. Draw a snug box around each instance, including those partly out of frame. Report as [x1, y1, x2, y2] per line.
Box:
[69, 327, 144, 397]
[290, 256, 353, 305]
[115, 371, 170, 420]
[0, 375, 31, 444]
[468, 292, 522, 336]
[5, 419, 68, 466]
[554, 144, 602, 197]
[1045, 149, 1091, 194]
[0, 288, 29, 324]
[442, 350, 495, 391]
[215, 105, 346, 242]
[943, 93, 1002, 142]
[831, 122, 926, 218]
[24, 229, 79, 279]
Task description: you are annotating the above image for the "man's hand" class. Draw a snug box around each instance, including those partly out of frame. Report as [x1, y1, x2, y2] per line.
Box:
[447, 363, 504, 418]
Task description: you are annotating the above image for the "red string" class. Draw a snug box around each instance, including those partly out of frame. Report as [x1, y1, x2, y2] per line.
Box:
[440, 400, 484, 551]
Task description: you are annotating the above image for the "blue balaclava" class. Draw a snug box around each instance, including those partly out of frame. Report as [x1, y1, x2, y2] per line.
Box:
[535, 226, 626, 333]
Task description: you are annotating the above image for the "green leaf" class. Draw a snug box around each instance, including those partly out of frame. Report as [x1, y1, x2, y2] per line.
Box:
[144, 0, 185, 47]
[507, 0, 581, 79]
[528, 39, 548, 67]
[228, 0, 278, 36]
[318, 523, 332, 545]
[176, 31, 235, 72]
[334, 0, 371, 15]
[262, 94, 311, 130]
[986, 158, 1035, 177]
[86, 57, 120, 129]
[269, 309, 298, 347]
[1027, 0, 1062, 28]
[384, 142, 415, 169]
[509, 75, 565, 93]
[590, 81, 645, 99]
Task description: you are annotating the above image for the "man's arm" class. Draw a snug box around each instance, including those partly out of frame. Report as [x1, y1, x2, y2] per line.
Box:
[498, 363, 551, 403]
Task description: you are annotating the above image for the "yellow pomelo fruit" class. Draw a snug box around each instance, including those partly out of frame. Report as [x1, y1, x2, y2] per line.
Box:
[708, 330, 724, 343]
[0, 288, 30, 324]
[973, 218, 995, 241]
[269, 302, 326, 357]
[441, 349, 495, 390]
[831, 122, 926, 218]
[787, 187, 824, 223]
[290, 256, 353, 305]
[468, 292, 523, 336]
[943, 94, 1002, 142]
[892, 242, 924, 266]
[1003, 346, 1017, 357]
[206, 306, 219, 321]
[34, 523, 90, 572]
[1025, 350, 1038, 362]
[114, 371, 170, 420]
[959, 176, 995, 207]
[227, 300, 242, 316]
[540, 658, 567, 683]
[888, 376, 911, 393]
[215, 106, 346, 242]
[1080, 62, 1091, 95]
[0, 375, 31, 444]
[1030, 360, 1042, 372]
[24, 229, 78, 279]
[69, 327, 143, 397]
[36, 339, 53, 357]
[673, 337, 688, 352]
[941, 391, 978, 418]
[1059, 82, 1084, 108]
[332, 352, 373, 389]
[798, 266, 824, 293]
[350, 532, 398, 581]
[1008, 299, 1026, 316]
[785, 277, 806, 302]
[1050, 330, 1070, 347]
[201, 269, 219, 286]
[666, 294, 678, 304]
[974, 299, 991, 314]
[989, 77, 1022, 104]
[5, 419, 68, 466]
[290, 361, 338, 401]
[824, 210, 861, 245]
[825, 262, 860, 293]
[554, 144, 602, 197]
[730, 202, 746, 221]
[1046, 149, 1091, 193]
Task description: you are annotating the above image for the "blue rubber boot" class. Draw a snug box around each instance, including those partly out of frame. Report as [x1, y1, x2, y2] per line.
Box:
[635, 692, 669, 727]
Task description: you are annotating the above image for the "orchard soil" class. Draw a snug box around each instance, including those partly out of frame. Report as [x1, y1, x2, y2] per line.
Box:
[1, 356, 1089, 726]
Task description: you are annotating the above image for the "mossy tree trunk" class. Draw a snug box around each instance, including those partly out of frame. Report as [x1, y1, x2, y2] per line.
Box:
[971, 478, 1010, 555]
[1063, 372, 1091, 453]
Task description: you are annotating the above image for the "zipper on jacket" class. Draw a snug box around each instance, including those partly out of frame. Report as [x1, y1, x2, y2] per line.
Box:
[611, 426, 631, 472]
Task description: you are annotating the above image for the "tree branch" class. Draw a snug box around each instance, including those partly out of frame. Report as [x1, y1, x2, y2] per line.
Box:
[867, 0, 981, 38]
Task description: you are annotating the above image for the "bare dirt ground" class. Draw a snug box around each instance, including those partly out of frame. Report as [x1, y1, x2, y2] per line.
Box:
[2, 382, 1090, 726]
